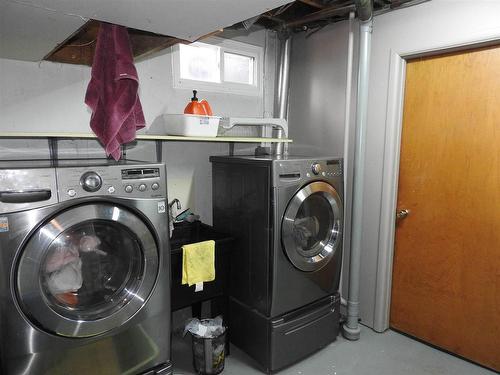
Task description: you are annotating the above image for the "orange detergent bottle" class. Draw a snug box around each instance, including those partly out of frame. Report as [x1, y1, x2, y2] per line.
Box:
[184, 90, 213, 116]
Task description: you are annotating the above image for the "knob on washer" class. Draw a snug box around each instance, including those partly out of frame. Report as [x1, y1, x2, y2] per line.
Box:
[311, 163, 322, 175]
[80, 171, 102, 192]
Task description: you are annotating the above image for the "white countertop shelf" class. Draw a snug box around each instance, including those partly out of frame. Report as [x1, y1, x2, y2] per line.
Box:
[0, 132, 293, 143]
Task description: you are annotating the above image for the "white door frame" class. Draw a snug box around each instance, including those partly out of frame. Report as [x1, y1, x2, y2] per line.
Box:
[372, 36, 500, 332]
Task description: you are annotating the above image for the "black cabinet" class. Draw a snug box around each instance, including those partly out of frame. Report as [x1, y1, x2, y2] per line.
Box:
[170, 221, 233, 313]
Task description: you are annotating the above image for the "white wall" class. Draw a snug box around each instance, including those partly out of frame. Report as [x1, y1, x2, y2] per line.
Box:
[288, 20, 355, 156]
[0, 27, 278, 223]
[287, 19, 358, 305]
[287, 0, 500, 330]
[0, 28, 275, 133]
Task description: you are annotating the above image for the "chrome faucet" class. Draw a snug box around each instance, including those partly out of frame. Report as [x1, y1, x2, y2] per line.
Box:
[169, 199, 181, 210]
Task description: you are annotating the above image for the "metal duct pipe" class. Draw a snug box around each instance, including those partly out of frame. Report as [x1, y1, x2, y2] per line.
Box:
[278, 37, 291, 120]
[273, 36, 291, 156]
[342, 0, 373, 341]
[356, 0, 373, 21]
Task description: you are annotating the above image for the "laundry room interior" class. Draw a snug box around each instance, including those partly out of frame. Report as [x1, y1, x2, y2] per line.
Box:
[0, 1, 499, 375]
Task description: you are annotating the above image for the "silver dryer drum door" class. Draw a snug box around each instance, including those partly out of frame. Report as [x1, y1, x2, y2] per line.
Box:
[281, 181, 343, 272]
[16, 203, 159, 338]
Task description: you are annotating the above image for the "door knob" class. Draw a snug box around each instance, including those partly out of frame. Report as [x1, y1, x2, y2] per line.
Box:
[396, 209, 410, 220]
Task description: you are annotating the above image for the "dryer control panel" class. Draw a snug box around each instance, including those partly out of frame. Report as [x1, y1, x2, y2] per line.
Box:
[273, 158, 343, 188]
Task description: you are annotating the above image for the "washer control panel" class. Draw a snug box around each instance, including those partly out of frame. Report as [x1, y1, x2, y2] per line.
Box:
[311, 163, 322, 175]
[57, 163, 165, 201]
[80, 171, 102, 192]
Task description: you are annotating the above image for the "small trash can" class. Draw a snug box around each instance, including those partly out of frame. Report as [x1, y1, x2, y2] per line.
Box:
[184, 316, 227, 375]
[191, 328, 227, 375]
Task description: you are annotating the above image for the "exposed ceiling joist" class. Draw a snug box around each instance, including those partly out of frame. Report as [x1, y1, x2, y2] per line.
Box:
[283, 3, 355, 29]
[261, 13, 287, 24]
[297, 0, 326, 9]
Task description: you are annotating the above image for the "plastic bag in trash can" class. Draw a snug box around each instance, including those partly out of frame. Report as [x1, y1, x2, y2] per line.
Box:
[185, 316, 227, 374]
[184, 316, 225, 338]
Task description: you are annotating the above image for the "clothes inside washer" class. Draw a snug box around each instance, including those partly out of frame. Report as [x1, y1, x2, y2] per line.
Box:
[79, 235, 107, 256]
[44, 245, 80, 273]
[46, 257, 83, 295]
[293, 216, 320, 249]
[44, 235, 107, 306]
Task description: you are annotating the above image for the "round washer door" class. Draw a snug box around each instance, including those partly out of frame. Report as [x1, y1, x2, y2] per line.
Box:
[281, 181, 343, 272]
[16, 203, 158, 338]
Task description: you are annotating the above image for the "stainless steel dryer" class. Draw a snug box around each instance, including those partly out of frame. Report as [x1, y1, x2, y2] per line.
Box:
[210, 155, 343, 373]
[0, 159, 172, 375]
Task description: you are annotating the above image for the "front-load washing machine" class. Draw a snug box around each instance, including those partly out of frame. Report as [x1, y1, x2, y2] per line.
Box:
[0, 159, 172, 375]
[210, 156, 344, 373]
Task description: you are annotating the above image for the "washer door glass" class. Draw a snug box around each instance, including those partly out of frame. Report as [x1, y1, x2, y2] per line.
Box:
[16, 203, 158, 338]
[282, 181, 343, 272]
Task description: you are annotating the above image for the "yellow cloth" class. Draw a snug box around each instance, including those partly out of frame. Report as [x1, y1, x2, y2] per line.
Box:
[182, 240, 215, 286]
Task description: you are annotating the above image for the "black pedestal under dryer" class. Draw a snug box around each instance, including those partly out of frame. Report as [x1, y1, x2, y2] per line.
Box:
[210, 156, 344, 373]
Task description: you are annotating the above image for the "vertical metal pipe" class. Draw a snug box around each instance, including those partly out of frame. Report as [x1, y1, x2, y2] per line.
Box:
[278, 37, 291, 120]
[356, 0, 373, 22]
[273, 36, 292, 156]
[343, 12, 373, 340]
[339, 11, 356, 308]
[276, 39, 285, 114]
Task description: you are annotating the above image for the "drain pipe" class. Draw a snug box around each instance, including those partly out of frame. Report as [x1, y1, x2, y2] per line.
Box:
[342, 0, 373, 341]
[273, 36, 292, 156]
[339, 10, 356, 309]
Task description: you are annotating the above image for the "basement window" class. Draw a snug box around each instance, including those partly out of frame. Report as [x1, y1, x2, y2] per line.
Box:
[172, 37, 262, 96]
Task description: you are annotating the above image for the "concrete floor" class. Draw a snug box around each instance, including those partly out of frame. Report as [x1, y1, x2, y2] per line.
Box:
[172, 325, 496, 375]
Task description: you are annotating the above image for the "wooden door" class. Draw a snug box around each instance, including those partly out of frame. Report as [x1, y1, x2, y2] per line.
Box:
[390, 46, 500, 371]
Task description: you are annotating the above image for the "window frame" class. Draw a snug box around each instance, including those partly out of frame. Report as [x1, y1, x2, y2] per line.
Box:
[172, 37, 263, 96]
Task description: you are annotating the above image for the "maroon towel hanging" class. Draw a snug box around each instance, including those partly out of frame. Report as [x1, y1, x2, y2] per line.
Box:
[85, 22, 145, 160]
